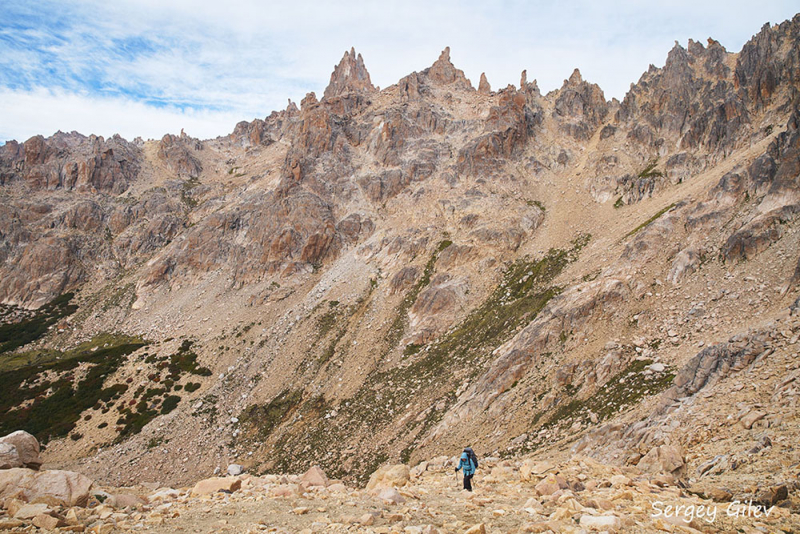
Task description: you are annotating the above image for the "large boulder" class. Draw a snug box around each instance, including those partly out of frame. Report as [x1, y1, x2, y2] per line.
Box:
[366, 464, 410, 491]
[0, 431, 41, 469]
[0, 468, 93, 507]
[190, 476, 242, 496]
[300, 465, 329, 488]
[637, 445, 686, 478]
[0, 444, 22, 469]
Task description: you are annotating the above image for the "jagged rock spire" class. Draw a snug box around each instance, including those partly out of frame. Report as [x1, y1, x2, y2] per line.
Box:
[478, 72, 491, 94]
[568, 68, 583, 85]
[424, 47, 473, 89]
[323, 47, 376, 100]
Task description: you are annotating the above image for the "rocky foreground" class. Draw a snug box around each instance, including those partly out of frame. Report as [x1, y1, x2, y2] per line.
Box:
[1, 443, 797, 534]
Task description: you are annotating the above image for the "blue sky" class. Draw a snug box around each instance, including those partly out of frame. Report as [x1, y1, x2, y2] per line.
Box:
[1, 1, 797, 143]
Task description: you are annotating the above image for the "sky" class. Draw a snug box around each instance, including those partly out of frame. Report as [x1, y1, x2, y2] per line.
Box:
[1, 1, 797, 143]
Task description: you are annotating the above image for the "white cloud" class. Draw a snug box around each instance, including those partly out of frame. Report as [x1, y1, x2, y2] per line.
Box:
[0, 88, 247, 142]
[1, 0, 798, 142]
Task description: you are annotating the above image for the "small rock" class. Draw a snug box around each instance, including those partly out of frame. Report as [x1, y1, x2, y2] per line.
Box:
[534, 473, 568, 496]
[378, 487, 405, 505]
[579, 514, 620, 529]
[757, 484, 789, 506]
[300, 465, 329, 488]
[706, 488, 733, 502]
[13, 502, 51, 519]
[32, 513, 66, 530]
[227, 464, 244, 476]
[0, 519, 24, 530]
[609, 474, 631, 487]
[741, 410, 766, 429]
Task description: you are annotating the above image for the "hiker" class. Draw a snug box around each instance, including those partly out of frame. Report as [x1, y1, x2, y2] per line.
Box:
[455, 446, 478, 491]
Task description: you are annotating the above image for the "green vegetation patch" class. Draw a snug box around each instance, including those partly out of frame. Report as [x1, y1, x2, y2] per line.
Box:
[113, 339, 210, 439]
[167, 340, 212, 377]
[241, 389, 303, 439]
[526, 199, 545, 211]
[0, 293, 78, 355]
[181, 177, 201, 208]
[624, 203, 676, 239]
[542, 358, 675, 430]
[0, 334, 146, 443]
[638, 158, 664, 179]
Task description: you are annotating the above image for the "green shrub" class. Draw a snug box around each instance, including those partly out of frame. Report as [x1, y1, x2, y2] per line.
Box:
[0, 336, 146, 442]
[638, 158, 664, 178]
[0, 293, 78, 354]
[160, 395, 181, 415]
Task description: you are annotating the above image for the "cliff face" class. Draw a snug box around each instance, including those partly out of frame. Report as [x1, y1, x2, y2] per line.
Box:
[1, 15, 800, 501]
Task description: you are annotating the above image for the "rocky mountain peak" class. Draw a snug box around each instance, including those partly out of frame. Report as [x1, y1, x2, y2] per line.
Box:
[301, 91, 319, 110]
[322, 47, 375, 100]
[664, 41, 691, 70]
[423, 46, 473, 89]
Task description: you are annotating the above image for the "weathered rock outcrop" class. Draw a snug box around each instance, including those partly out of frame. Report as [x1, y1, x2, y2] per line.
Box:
[478, 73, 491, 94]
[0, 432, 41, 470]
[323, 48, 376, 100]
[735, 15, 800, 109]
[158, 133, 202, 178]
[655, 334, 768, 413]
[552, 69, 608, 140]
[617, 37, 749, 157]
[0, 132, 140, 193]
[457, 87, 542, 175]
[422, 47, 473, 90]
[0, 468, 93, 507]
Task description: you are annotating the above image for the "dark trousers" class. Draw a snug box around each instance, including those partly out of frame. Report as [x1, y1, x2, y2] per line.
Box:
[463, 473, 473, 491]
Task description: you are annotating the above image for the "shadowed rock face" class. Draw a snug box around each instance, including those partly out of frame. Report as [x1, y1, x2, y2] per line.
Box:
[617, 39, 753, 155]
[735, 15, 800, 109]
